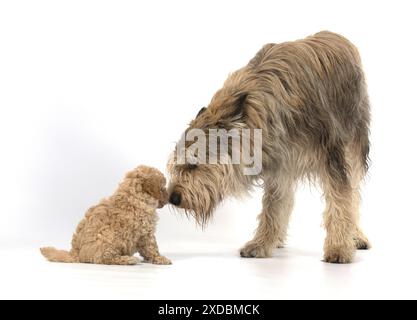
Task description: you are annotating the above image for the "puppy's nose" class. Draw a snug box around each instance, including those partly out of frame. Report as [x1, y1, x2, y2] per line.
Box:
[169, 192, 181, 206]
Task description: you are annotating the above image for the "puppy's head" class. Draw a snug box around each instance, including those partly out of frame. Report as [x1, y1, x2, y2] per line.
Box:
[126, 166, 168, 208]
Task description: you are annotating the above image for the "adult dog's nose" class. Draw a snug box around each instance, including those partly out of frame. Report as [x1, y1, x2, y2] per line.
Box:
[169, 192, 181, 206]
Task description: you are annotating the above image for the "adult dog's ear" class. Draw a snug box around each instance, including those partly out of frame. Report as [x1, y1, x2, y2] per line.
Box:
[230, 93, 248, 119]
[196, 107, 207, 118]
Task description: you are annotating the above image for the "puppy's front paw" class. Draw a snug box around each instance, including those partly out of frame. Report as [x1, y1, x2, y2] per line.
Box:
[125, 256, 141, 265]
[323, 245, 355, 264]
[240, 241, 271, 258]
[150, 256, 172, 265]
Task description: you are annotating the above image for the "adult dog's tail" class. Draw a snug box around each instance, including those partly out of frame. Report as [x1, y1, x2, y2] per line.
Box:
[40, 247, 79, 263]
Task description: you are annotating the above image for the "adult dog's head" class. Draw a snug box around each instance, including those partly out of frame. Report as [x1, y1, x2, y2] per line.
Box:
[167, 84, 263, 225]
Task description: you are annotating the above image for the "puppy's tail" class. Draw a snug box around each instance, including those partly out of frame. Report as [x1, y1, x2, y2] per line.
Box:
[40, 247, 79, 263]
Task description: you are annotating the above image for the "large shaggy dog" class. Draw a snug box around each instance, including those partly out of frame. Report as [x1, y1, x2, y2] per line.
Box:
[41, 166, 171, 265]
[168, 31, 371, 263]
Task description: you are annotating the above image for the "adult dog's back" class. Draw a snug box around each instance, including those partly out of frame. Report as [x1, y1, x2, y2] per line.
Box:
[244, 31, 370, 176]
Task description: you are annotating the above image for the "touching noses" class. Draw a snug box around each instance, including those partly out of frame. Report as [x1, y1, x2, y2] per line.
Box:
[169, 192, 181, 206]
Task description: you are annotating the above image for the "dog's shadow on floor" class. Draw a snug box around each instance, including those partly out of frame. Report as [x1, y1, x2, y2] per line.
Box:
[166, 246, 364, 265]
[44, 246, 363, 281]
[47, 259, 172, 274]
[166, 247, 319, 261]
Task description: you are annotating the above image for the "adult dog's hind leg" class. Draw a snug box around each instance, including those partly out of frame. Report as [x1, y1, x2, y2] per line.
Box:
[322, 145, 357, 264]
[346, 143, 371, 250]
[240, 175, 295, 258]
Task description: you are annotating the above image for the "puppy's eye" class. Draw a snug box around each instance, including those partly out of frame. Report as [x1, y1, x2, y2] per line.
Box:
[186, 164, 198, 170]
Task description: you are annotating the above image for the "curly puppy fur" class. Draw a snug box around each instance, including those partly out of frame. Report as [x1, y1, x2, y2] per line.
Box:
[41, 166, 171, 265]
[168, 31, 371, 264]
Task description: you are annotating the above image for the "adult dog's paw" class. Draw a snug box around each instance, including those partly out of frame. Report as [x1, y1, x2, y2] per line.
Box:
[354, 233, 371, 250]
[323, 245, 355, 264]
[240, 241, 271, 258]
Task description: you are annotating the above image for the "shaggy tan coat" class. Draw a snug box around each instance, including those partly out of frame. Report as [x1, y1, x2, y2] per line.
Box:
[168, 31, 371, 264]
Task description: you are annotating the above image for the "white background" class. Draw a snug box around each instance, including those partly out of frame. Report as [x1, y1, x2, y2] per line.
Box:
[1, 0, 416, 300]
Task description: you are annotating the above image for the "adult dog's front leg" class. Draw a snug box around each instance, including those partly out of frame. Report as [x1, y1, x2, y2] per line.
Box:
[240, 176, 295, 258]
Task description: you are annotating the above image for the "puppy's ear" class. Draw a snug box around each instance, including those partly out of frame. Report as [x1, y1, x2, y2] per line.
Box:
[141, 170, 168, 208]
[196, 107, 207, 118]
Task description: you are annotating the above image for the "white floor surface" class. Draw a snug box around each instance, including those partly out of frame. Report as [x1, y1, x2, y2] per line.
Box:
[0, 240, 414, 300]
